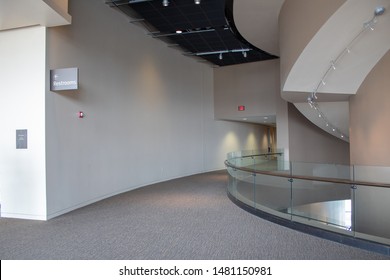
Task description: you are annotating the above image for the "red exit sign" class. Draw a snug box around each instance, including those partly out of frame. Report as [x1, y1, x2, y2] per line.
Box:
[238, 105, 245, 111]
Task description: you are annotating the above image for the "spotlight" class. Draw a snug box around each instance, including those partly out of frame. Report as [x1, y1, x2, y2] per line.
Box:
[219, 53, 223, 60]
[195, 0, 201, 4]
[242, 51, 247, 58]
[375, 6, 385, 16]
[162, 0, 169, 7]
[331, 61, 336, 70]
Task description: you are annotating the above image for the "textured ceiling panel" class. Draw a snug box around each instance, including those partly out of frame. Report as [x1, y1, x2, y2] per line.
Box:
[108, 0, 278, 66]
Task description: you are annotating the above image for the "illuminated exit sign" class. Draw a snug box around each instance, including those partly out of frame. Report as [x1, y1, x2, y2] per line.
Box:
[238, 105, 245, 111]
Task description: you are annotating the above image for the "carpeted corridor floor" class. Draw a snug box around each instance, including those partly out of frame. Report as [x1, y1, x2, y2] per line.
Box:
[0, 170, 389, 260]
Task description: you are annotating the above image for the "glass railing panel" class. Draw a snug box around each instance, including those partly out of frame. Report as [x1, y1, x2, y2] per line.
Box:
[292, 161, 351, 181]
[354, 184, 390, 245]
[233, 169, 255, 207]
[227, 150, 246, 160]
[237, 156, 255, 168]
[227, 150, 285, 169]
[226, 151, 390, 247]
[254, 173, 292, 220]
[226, 166, 238, 198]
[225, 156, 236, 168]
[240, 150, 258, 157]
[254, 158, 291, 174]
[353, 165, 390, 245]
[353, 165, 390, 185]
[290, 178, 353, 235]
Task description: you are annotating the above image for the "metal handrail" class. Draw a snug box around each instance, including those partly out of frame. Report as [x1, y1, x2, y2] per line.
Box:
[228, 152, 283, 159]
[224, 160, 390, 189]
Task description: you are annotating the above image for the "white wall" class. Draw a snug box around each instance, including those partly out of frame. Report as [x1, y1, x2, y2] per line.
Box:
[44, 0, 266, 219]
[0, 26, 47, 220]
[214, 60, 279, 121]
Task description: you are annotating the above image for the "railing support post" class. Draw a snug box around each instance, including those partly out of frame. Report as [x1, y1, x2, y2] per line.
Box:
[351, 184, 357, 234]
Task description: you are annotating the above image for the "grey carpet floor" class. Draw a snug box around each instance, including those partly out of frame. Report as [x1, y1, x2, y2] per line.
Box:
[0, 170, 388, 260]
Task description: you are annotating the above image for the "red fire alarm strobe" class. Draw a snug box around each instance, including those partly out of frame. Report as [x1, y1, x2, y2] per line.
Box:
[238, 105, 245, 111]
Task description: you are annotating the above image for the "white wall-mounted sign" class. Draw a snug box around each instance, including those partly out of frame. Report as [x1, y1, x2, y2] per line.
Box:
[50, 67, 79, 91]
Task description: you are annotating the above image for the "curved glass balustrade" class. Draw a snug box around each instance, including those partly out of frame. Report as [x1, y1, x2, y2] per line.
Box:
[225, 150, 390, 249]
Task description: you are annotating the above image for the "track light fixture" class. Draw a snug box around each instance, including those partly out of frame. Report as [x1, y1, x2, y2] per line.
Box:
[162, 0, 169, 7]
[306, 6, 385, 142]
[374, 6, 385, 16]
[190, 48, 251, 56]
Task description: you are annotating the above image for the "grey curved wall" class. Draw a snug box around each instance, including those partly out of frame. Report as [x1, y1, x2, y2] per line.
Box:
[45, 0, 266, 218]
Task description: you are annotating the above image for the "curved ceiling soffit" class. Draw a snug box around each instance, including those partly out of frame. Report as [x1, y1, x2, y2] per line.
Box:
[224, 0, 279, 61]
[108, 0, 277, 67]
[231, 0, 285, 56]
[294, 101, 350, 142]
[284, 0, 390, 97]
[282, 0, 390, 142]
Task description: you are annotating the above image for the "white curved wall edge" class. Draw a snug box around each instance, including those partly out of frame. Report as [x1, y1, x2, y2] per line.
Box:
[294, 102, 350, 142]
[233, 0, 285, 56]
[283, 0, 390, 142]
[283, 0, 390, 95]
[0, 0, 71, 31]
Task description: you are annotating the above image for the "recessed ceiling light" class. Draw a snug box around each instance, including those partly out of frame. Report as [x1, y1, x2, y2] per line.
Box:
[264, 116, 268, 120]
[243, 118, 248, 121]
[162, 0, 169, 7]
[195, 0, 201, 4]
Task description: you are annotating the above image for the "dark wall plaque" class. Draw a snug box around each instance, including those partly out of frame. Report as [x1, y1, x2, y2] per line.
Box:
[50, 67, 79, 91]
[16, 129, 28, 149]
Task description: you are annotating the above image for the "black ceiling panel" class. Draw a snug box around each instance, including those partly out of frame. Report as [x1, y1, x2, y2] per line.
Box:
[108, 0, 278, 66]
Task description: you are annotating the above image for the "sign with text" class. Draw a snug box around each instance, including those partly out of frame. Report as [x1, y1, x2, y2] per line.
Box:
[16, 129, 27, 149]
[50, 67, 79, 91]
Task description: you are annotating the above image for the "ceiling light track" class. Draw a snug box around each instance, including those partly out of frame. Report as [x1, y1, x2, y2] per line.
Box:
[148, 27, 216, 38]
[105, 0, 153, 6]
[186, 48, 252, 57]
[105, 0, 128, 7]
[129, 18, 145, 23]
[129, 0, 154, 3]
[107, 0, 277, 66]
[306, 6, 386, 142]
